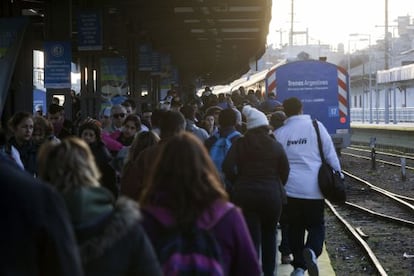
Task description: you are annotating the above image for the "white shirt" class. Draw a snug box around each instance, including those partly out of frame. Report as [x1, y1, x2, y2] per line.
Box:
[275, 114, 341, 199]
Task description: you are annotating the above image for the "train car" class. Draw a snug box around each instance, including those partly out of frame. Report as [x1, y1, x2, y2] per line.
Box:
[231, 59, 351, 150]
[267, 59, 351, 149]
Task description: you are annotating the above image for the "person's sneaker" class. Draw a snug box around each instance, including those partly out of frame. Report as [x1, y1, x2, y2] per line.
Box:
[290, 267, 305, 276]
[281, 254, 293, 264]
[303, 248, 319, 276]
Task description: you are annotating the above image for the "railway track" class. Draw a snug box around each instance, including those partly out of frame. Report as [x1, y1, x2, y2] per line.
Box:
[342, 146, 414, 171]
[324, 148, 414, 275]
[340, 146, 414, 198]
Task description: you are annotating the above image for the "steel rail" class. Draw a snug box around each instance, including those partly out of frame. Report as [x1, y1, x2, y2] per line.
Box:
[347, 146, 414, 160]
[344, 201, 414, 227]
[343, 170, 414, 213]
[325, 200, 388, 276]
[342, 152, 414, 171]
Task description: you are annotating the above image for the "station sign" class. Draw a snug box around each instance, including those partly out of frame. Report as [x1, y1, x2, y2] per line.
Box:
[138, 43, 153, 71]
[152, 50, 161, 74]
[44, 41, 71, 89]
[0, 17, 27, 58]
[77, 11, 102, 51]
[0, 17, 29, 114]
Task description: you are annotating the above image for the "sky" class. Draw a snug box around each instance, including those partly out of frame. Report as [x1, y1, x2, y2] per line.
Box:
[267, 0, 414, 51]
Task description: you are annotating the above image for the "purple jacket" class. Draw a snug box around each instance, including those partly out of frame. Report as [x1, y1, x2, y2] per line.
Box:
[141, 200, 261, 276]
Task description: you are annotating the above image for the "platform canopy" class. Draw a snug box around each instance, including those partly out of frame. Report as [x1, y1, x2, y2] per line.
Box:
[15, 0, 272, 85]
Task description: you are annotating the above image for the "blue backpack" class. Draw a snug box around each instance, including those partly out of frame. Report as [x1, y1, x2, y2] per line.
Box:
[209, 131, 241, 183]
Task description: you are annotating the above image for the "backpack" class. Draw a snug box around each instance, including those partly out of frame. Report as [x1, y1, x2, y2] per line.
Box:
[209, 131, 241, 183]
[146, 208, 233, 276]
[156, 225, 224, 276]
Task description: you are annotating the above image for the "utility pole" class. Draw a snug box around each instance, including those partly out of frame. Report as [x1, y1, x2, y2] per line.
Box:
[275, 29, 284, 48]
[289, 0, 294, 46]
[384, 0, 389, 69]
[384, 0, 389, 125]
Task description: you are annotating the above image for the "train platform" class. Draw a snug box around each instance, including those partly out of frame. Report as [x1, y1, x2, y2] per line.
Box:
[351, 122, 414, 131]
[276, 229, 336, 276]
[350, 122, 414, 151]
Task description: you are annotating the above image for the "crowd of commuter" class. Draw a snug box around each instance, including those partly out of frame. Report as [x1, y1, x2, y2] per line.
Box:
[0, 86, 341, 276]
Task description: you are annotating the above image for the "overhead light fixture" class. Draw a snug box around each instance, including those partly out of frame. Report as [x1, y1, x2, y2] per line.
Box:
[191, 29, 205, 33]
[223, 37, 256, 40]
[174, 7, 194, 13]
[201, 7, 210, 15]
[221, 28, 259, 33]
[228, 6, 261, 12]
[22, 9, 44, 17]
[208, 28, 218, 35]
[218, 19, 259, 23]
[184, 19, 200, 23]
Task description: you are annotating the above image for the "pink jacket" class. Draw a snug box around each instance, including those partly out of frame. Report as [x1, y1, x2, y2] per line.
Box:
[101, 131, 123, 152]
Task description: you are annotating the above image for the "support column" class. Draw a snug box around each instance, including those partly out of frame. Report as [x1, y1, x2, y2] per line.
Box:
[44, 0, 72, 120]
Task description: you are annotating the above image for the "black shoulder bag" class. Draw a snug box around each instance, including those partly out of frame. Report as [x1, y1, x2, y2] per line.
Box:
[312, 120, 346, 204]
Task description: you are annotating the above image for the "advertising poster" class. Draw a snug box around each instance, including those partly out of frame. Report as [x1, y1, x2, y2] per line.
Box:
[100, 57, 128, 101]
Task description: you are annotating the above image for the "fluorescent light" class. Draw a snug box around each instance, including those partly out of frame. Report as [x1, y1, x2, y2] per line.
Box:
[218, 19, 259, 22]
[228, 6, 261, 12]
[191, 29, 205, 33]
[221, 28, 259, 33]
[174, 7, 194, 13]
[184, 19, 200, 23]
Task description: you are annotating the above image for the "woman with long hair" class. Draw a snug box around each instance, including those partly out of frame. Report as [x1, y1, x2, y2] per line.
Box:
[140, 132, 260, 275]
[120, 131, 160, 200]
[124, 131, 160, 169]
[79, 119, 118, 198]
[38, 137, 162, 276]
[111, 114, 142, 173]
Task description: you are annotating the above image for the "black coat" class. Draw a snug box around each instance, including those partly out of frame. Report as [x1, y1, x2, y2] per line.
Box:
[89, 141, 118, 198]
[0, 154, 83, 276]
[9, 137, 38, 176]
[222, 127, 290, 214]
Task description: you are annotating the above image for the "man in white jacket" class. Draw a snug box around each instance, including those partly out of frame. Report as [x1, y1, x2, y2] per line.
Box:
[274, 97, 341, 276]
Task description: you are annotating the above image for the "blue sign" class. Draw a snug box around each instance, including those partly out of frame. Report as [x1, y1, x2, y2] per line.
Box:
[160, 54, 171, 78]
[0, 19, 20, 58]
[77, 11, 102, 51]
[152, 51, 161, 73]
[33, 89, 46, 115]
[328, 106, 339, 117]
[138, 44, 152, 71]
[171, 66, 179, 84]
[44, 41, 72, 89]
[0, 17, 29, 115]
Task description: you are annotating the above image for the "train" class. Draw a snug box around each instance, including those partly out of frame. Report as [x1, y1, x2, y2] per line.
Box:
[210, 59, 352, 150]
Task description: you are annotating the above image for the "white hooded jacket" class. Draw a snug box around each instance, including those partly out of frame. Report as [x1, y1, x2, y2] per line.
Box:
[274, 114, 341, 199]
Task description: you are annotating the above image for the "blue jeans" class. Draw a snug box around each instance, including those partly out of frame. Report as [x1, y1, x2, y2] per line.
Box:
[285, 197, 325, 270]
